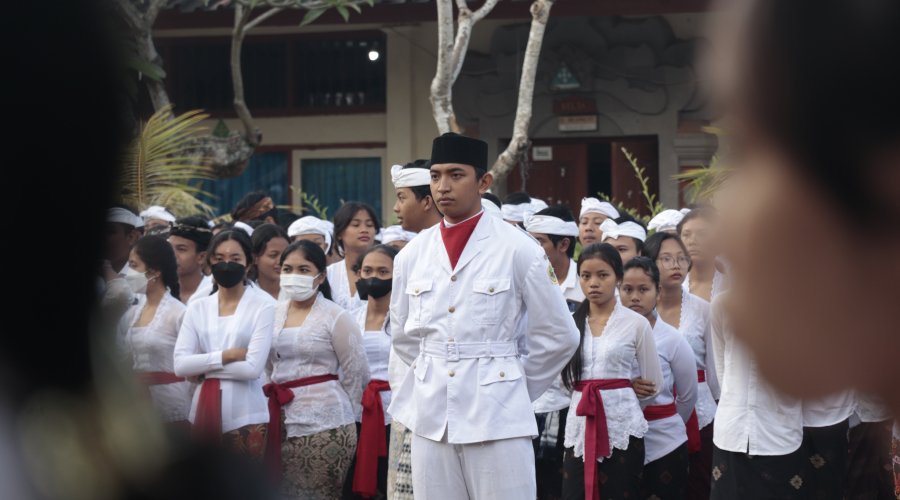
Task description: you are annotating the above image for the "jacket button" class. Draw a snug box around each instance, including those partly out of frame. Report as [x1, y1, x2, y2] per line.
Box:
[449, 371, 455, 377]
[414, 364, 417, 369]
[451, 276, 457, 282]
[415, 288, 419, 293]
[489, 287, 495, 292]
[500, 372, 505, 377]
[448, 338, 454, 342]
[449, 307, 455, 313]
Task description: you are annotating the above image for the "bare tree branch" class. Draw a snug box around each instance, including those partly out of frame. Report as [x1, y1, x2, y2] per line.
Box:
[231, 3, 261, 147]
[490, 0, 554, 182]
[244, 6, 285, 31]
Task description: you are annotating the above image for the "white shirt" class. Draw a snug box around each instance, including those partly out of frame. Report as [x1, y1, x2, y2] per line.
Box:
[631, 315, 698, 463]
[855, 392, 894, 423]
[265, 294, 370, 438]
[353, 306, 393, 424]
[563, 302, 663, 462]
[559, 258, 586, 303]
[683, 268, 728, 303]
[711, 292, 804, 455]
[121, 292, 192, 422]
[185, 274, 214, 307]
[174, 286, 275, 433]
[327, 260, 367, 311]
[389, 213, 581, 444]
[677, 291, 720, 429]
[802, 391, 857, 427]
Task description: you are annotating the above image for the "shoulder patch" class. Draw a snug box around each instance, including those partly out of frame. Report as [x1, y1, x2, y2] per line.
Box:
[548, 264, 559, 285]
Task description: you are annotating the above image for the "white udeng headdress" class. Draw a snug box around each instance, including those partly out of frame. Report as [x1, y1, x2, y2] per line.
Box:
[524, 215, 579, 237]
[501, 202, 534, 223]
[530, 198, 549, 212]
[107, 207, 143, 228]
[600, 219, 647, 242]
[288, 215, 333, 253]
[381, 225, 417, 244]
[580, 197, 619, 220]
[391, 164, 431, 188]
[482, 198, 503, 220]
[233, 221, 254, 237]
[140, 205, 176, 223]
[648, 209, 686, 233]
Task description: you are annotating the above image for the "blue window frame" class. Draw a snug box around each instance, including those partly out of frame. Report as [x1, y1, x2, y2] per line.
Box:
[196, 151, 289, 217]
[300, 157, 382, 219]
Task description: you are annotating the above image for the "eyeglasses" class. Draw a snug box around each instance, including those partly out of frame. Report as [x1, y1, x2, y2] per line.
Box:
[657, 256, 691, 269]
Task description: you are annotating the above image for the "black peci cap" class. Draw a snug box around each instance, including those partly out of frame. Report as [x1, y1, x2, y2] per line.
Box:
[430, 132, 488, 170]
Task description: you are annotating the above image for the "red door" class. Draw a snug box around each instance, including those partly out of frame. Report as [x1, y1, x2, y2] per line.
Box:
[507, 143, 588, 218]
[610, 138, 658, 217]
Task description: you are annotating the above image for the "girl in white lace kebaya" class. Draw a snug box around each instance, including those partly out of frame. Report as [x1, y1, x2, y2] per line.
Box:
[342, 244, 399, 499]
[120, 235, 191, 434]
[560, 243, 663, 500]
[642, 231, 720, 500]
[677, 207, 728, 303]
[326, 202, 381, 312]
[264, 240, 371, 500]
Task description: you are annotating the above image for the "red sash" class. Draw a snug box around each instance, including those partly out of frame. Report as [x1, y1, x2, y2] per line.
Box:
[262, 374, 340, 482]
[192, 378, 222, 444]
[686, 369, 706, 453]
[574, 378, 632, 500]
[352, 379, 392, 498]
[643, 401, 678, 421]
[136, 371, 187, 400]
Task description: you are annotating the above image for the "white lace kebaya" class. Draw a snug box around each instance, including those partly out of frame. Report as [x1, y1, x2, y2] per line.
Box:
[563, 301, 663, 462]
[678, 290, 720, 429]
[353, 306, 393, 424]
[683, 268, 728, 302]
[121, 291, 191, 422]
[327, 260, 368, 311]
[265, 293, 371, 438]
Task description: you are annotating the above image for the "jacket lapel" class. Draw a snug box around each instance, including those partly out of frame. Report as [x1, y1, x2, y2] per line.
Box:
[451, 212, 491, 274]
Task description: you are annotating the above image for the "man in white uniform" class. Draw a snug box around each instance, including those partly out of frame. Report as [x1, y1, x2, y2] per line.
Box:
[525, 204, 585, 310]
[388, 133, 580, 500]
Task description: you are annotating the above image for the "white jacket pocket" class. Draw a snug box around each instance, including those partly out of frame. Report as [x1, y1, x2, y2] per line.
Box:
[477, 356, 523, 385]
[471, 277, 511, 325]
[406, 279, 434, 326]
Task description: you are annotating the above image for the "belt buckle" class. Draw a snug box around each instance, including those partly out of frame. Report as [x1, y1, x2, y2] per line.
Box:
[446, 341, 460, 362]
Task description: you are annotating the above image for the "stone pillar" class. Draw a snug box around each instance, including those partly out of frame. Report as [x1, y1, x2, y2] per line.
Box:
[383, 27, 415, 223]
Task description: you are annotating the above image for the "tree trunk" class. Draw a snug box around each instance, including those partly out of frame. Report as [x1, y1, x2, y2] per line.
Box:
[489, 0, 554, 184]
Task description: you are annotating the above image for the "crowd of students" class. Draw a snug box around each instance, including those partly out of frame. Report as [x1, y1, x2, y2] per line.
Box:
[102, 132, 900, 500]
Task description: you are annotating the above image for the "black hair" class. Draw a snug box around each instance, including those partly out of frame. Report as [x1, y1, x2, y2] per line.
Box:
[171, 215, 213, 252]
[743, 0, 900, 220]
[609, 213, 647, 256]
[503, 192, 531, 206]
[561, 242, 623, 392]
[278, 211, 300, 233]
[110, 203, 140, 235]
[245, 219, 265, 229]
[676, 205, 718, 236]
[332, 201, 382, 256]
[535, 204, 577, 259]
[280, 239, 333, 301]
[642, 232, 693, 273]
[481, 192, 502, 208]
[207, 230, 254, 293]
[212, 221, 234, 233]
[231, 190, 278, 222]
[623, 256, 661, 289]
[249, 223, 290, 281]
[132, 235, 181, 300]
[353, 244, 399, 273]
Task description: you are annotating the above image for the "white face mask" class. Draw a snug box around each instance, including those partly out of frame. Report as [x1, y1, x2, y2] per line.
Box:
[280, 273, 321, 302]
[125, 267, 150, 294]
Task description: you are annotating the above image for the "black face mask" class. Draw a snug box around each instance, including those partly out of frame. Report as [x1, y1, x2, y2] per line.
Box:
[211, 262, 246, 289]
[356, 277, 393, 300]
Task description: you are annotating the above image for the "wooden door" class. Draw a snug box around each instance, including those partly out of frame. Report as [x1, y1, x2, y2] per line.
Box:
[610, 138, 658, 217]
[507, 143, 588, 218]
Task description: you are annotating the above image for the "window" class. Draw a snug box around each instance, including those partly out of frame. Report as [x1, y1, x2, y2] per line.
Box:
[159, 32, 386, 116]
[196, 151, 289, 216]
[301, 157, 382, 219]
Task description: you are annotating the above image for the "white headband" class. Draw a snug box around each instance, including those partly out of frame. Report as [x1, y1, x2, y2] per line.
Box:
[107, 207, 143, 228]
[288, 215, 333, 253]
[233, 221, 254, 237]
[530, 198, 549, 212]
[680, 208, 691, 215]
[391, 164, 431, 188]
[482, 198, 503, 220]
[525, 215, 579, 237]
[140, 205, 176, 223]
[502, 202, 534, 223]
[382, 225, 417, 244]
[600, 219, 646, 242]
[647, 209, 685, 233]
[580, 197, 619, 220]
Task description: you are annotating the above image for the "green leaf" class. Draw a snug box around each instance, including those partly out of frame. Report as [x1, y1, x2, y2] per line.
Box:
[126, 56, 167, 82]
[335, 4, 349, 21]
[363, 0, 374, 6]
[320, 0, 341, 6]
[250, 0, 259, 7]
[300, 7, 329, 26]
[345, 2, 361, 13]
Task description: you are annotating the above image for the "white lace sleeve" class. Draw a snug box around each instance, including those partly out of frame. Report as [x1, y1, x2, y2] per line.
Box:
[331, 311, 371, 417]
[634, 320, 663, 410]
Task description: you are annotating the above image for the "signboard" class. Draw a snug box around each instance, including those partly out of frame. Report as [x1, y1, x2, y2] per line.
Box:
[553, 95, 596, 115]
[550, 65, 580, 90]
[533, 146, 553, 161]
[558, 115, 598, 132]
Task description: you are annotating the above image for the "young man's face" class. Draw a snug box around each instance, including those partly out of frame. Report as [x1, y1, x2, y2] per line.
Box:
[105, 223, 138, 263]
[394, 187, 427, 232]
[429, 163, 492, 221]
[169, 234, 205, 277]
[530, 232, 569, 264]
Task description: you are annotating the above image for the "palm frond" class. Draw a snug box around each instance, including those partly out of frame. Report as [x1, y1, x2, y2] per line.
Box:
[673, 153, 735, 203]
[118, 105, 218, 218]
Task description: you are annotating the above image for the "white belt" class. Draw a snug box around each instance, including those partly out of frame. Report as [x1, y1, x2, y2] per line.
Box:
[421, 340, 518, 362]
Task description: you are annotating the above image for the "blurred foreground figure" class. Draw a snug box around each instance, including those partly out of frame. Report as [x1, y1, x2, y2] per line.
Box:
[706, 0, 900, 497]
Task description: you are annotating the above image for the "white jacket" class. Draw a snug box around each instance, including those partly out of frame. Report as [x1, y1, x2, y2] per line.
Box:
[388, 213, 580, 444]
